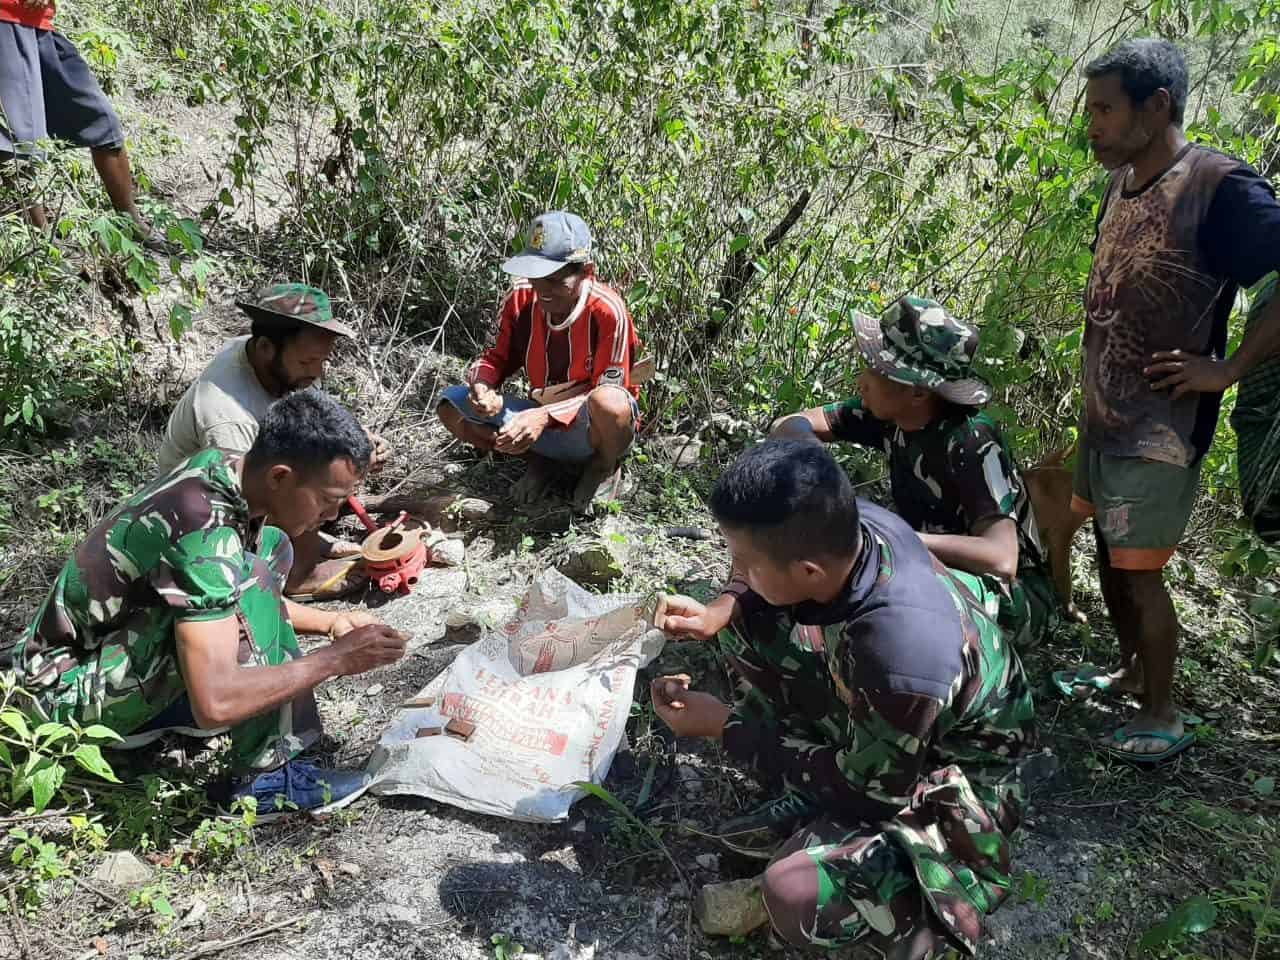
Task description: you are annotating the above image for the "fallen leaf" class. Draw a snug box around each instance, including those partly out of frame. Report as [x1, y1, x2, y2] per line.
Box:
[1254, 776, 1275, 797]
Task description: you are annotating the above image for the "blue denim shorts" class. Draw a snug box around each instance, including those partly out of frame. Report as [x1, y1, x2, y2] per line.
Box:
[440, 384, 636, 463]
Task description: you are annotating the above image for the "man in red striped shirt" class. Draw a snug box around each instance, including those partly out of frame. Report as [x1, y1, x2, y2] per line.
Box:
[439, 212, 642, 513]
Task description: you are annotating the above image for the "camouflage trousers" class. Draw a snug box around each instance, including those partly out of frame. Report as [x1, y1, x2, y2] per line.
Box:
[996, 565, 1059, 652]
[760, 764, 1018, 959]
[21, 526, 321, 771]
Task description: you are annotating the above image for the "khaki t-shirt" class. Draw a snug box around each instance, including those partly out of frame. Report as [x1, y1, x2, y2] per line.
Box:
[156, 336, 275, 472]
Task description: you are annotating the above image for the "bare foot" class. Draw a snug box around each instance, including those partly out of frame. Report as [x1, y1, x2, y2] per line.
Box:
[512, 457, 558, 506]
[1065, 662, 1143, 699]
[1102, 710, 1185, 757]
[571, 460, 622, 515]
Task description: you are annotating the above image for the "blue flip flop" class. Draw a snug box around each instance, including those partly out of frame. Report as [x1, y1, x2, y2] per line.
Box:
[1051, 665, 1124, 700]
[1102, 725, 1195, 767]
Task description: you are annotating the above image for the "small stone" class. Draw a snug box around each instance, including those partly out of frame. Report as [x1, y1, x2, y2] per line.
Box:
[676, 764, 703, 796]
[1074, 868, 1089, 884]
[455, 497, 493, 521]
[364, 683, 384, 697]
[695, 878, 768, 937]
[430, 538, 466, 567]
[180, 898, 208, 928]
[649, 434, 703, 467]
[91, 852, 152, 888]
[337, 861, 362, 877]
[557, 540, 625, 586]
[443, 462, 467, 478]
[695, 854, 720, 871]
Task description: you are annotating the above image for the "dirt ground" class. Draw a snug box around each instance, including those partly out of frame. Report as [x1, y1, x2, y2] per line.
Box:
[2, 80, 1277, 960]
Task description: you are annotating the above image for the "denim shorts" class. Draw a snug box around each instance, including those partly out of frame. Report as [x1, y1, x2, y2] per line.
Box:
[440, 384, 637, 463]
[0, 23, 124, 158]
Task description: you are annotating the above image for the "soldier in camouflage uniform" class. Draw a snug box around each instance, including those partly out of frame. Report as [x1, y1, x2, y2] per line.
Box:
[655, 441, 1035, 959]
[12, 391, 407, 815]
[774, 295, 1060, 651]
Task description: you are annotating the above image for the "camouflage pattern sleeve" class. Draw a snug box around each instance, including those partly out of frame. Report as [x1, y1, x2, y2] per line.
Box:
[834, 690, 938, 818]
[821, 396, 889, 448]
[940, 417, 1019, 533]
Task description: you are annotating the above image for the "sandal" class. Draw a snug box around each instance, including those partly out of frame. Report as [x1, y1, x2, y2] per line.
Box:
[1101, 724, 1195, 767]
[1050, 664, 1130, 701]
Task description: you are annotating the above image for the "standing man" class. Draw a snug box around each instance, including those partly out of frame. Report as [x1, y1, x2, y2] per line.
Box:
[438, 211, 642, 513]
[159, 284, 389, 599]
[0, 0, 159, 242]
[14, 391, 408, 817]
[1057, 39, 1280, 763]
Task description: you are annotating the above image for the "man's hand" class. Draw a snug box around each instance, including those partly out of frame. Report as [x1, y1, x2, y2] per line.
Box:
[329, 610, 384, 639]
[494, 407, 549, 455]
[1145, 350, 1235, 399]
[469, 382, 504, 419]
[328, 624, 408, 677]
[649, 675, 730, 739]
[660, 594, 733, 643]
[366, 431, 392, 472]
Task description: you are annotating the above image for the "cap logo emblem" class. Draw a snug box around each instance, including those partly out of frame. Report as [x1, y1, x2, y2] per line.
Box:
[530, 224, 545, 250]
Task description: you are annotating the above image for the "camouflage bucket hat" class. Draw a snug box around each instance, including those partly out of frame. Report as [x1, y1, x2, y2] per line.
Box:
[853, 295, 992, 405]
[235, 283, 356, 338]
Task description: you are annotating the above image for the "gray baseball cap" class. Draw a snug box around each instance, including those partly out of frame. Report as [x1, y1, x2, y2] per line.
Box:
[501, 211, 594, 279]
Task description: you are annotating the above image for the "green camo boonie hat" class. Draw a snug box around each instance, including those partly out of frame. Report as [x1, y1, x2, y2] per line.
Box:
[236, 283, 356, 338]
[853, 295, 991, 405]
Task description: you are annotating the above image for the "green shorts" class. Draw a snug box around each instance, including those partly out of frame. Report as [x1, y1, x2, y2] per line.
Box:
[1070, 438, 1200, 570]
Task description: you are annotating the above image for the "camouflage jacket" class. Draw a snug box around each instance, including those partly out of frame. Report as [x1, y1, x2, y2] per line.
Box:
[823, 396, 1047, 577]
[15, 449, 260, 689]
[723, 500, 1035, 819]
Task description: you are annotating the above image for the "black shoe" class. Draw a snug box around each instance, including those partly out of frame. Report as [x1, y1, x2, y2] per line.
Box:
[713, 791, 818, 860]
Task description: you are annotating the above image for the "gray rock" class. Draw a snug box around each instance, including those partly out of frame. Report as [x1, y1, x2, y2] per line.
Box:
[649, 434, 703, 467]
[557, 532, 627, 586]
[91, 851, 152, 888]
[695, 853, 720, 871]
[430, 537, 466, 567]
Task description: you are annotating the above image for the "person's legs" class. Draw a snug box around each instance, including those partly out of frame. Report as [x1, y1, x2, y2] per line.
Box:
[1085, 454, 1200, 756]
[757, 818, 940, 953]
[1093, 527, 1144, 695]
[1107, 566, 1181, 752]
[90, 145, 143, 224]
[284, 528, 366, 599]
[437, 388, 499, 451]
[0, 22, 51, 227]
[571, 385, 636, 511]
[39, 31, 145, 229]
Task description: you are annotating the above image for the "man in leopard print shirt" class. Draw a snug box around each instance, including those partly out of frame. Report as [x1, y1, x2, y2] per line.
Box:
[1059, 39, 1280, 764]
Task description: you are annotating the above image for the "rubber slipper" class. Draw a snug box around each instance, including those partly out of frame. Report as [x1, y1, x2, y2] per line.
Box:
[1050, 664, 1122, 700]
[1102, 725, 1195, 767]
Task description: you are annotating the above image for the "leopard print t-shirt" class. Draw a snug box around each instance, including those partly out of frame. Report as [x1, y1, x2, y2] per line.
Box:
[1083, 145, 1240, 467]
